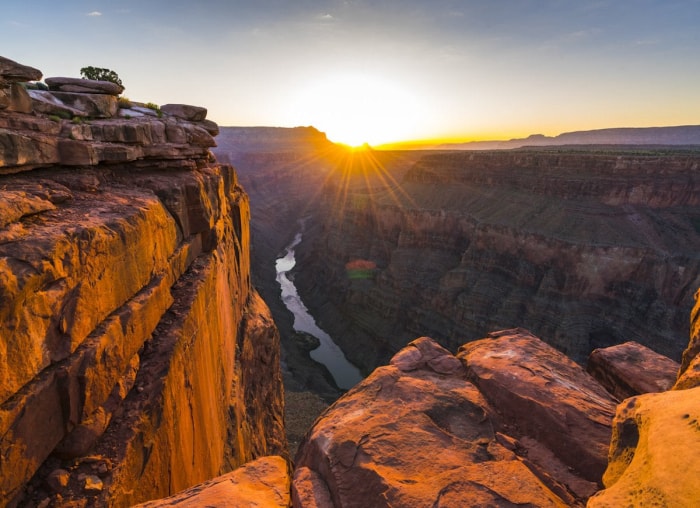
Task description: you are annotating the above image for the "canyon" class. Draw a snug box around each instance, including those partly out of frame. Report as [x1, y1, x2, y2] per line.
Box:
[292, 148, 700, 373]
[2, 54, 700, 507]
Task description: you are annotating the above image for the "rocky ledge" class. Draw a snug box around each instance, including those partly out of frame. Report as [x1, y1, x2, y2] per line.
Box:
[1, 55, 217, 174]
[0, 55, 285, 507]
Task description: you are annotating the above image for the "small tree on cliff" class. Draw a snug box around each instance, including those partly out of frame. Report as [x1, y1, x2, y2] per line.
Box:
[80, 66, 123, 87]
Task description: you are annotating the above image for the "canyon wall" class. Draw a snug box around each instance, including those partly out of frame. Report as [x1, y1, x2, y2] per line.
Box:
[0, 57, 285, 507]
[294, 149, 700, 371]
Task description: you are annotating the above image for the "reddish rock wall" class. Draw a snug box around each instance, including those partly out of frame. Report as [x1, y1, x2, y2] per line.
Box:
[0, 56, 286, 507]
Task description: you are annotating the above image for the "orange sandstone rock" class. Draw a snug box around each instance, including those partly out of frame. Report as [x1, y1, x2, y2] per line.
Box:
[588, 386, 700, 507]
[587, 341, 679, 399]
[133, 456, 291, 508]
[458, 329, 617, 485]
[293, 337, 572, 507]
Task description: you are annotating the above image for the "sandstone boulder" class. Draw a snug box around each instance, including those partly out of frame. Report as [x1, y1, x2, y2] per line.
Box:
[458, 329, 617, 484]
[45, 77, 124, 96]
[28, 89, 86, 117]
[133, 456, 291, 508]
[587, 341, 679, 400]
[588, 386, 700, 507]
[4, 82, 33, 113]
[161, 103, 207, 121]
[0, 55, 42, 82]
[293, 337, 572, 507]
[49, 91, 117, 118]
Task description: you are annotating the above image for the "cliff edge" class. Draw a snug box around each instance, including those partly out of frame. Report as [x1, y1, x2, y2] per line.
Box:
[0, 56, 286, 507]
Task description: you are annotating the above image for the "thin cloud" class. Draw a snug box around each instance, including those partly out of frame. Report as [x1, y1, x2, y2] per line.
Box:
[87, 11, 102, 17]
[317, 13, 334, 21]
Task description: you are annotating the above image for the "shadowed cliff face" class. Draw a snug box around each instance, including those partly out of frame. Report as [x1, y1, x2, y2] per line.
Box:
[293, 150, 700, 370]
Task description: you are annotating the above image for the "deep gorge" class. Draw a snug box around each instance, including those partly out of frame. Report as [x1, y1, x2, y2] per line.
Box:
[3, 55, 700, 506]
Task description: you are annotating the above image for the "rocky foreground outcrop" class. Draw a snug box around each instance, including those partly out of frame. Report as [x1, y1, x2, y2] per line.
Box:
[142, 301, 700, 507]
[290, 314, 700, 507]
[588, 289, 700, 506]
[0, 56, 285, 507]
[293, 332, 614, 506]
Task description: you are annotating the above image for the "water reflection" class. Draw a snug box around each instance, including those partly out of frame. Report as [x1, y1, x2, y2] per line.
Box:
[275, 228, 363, 390]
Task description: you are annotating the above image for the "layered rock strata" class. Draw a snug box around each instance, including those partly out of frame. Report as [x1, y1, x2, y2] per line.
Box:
[0, 56, 285, 507]
[294, 149, 700, 372]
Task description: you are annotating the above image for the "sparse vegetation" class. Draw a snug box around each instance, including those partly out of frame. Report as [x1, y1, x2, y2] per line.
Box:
[24, 82, 49, 91]
[48, 115, 61, 122]
[71, 116, 84, 124]
[118, 96, 131, 108]
[80, 66, 123, 87]
[145, 102, 164, 118]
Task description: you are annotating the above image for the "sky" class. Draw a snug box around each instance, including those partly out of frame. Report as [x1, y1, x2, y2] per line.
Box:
[2, 0, 699, 146]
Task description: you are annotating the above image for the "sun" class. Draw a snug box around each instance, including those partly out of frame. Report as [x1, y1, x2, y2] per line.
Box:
[288, 73, 423, 147]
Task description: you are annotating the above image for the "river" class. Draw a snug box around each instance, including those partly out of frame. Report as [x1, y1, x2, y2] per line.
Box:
[275, 229, 363, 391]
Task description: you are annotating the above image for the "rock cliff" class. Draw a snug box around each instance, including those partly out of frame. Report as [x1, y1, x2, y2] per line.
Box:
[293, 149, 700, 372]
[291, 297, 700, 507]
[0, 56, 285, 507]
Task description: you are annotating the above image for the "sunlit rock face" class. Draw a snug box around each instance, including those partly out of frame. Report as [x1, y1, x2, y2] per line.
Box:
[293, 150, 700, 371]
[293, 332, 618, 507]
[132, 456, 292, 508]
[0, 56, 286, 507]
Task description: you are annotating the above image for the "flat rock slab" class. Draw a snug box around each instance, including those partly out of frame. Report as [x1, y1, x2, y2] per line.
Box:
[0, 56, 42, 82]
[45, 77, 124, 95]
[458, 328, 617, 483]
[293, 337, 571, 507]
[587, 341, 679, 399]
[133, 456, 291, 508]
[161, 103, 207, 122]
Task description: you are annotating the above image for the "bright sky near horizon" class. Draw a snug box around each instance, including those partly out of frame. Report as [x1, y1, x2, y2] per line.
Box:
[2, 1, 699, 146]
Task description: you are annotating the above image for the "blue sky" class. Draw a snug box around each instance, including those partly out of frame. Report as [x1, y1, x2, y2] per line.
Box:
[2, 1, 699, 144]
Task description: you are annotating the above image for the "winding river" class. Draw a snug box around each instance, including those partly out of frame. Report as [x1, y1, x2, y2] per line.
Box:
[275, 229, 363, 390]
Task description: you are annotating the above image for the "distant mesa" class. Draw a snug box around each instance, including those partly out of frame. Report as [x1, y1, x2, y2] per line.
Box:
[437, 125, 700, 150]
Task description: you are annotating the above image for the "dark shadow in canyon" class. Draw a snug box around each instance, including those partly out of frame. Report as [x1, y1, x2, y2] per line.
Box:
[214, 129, 700, 399]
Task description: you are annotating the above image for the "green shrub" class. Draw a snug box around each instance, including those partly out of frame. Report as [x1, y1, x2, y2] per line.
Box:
[48, 115, 61, 122]
[118, 96, 131, 108]
[80, 66, 123, 87]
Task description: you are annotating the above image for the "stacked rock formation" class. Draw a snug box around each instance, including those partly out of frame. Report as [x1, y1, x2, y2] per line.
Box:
[1, 56, 218, 174]
[0, 55, 286, 507]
